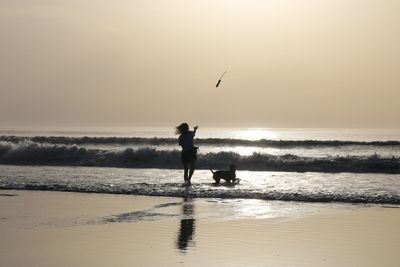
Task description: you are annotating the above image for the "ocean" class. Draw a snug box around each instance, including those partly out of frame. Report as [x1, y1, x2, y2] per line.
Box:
[1, 127, 400, 206]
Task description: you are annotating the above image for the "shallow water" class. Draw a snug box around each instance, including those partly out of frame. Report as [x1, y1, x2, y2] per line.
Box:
[1, 165, 399, 204]
[0, 127, 399, 205]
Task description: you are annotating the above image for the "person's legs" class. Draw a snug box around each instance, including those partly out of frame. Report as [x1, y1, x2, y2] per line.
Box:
[183, 161, 189, 183]
[188, 160, 196, 184]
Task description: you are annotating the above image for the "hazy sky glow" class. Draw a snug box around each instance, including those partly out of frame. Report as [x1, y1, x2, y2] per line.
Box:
[1, 0, 399, 128]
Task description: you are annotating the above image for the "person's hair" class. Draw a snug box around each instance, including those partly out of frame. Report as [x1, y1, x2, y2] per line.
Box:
[175, 123, 189, 135]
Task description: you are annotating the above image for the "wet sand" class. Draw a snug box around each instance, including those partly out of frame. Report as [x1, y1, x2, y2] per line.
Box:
[1, 190, 399, 266]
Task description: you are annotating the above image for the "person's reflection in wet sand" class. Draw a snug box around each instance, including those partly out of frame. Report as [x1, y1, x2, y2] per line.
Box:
[176, 196, 196, 253]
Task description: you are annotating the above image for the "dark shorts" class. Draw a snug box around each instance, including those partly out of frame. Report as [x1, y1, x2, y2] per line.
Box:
[181, 147, 198, 163]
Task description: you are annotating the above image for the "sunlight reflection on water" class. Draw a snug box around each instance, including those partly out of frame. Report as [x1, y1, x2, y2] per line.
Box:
[232, 128, 278, 140]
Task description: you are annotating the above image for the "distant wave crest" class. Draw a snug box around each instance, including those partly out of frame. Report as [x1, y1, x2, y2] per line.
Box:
[1, 135, 400, 147]
[0, 141, 399, 173]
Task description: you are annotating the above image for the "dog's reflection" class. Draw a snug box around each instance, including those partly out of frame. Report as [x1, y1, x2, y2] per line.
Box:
[176, 197, 196, 252]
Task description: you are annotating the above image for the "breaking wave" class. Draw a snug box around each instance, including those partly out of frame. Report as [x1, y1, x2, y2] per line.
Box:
[1, 135, 400, 147]
[0, 141, 399, 173]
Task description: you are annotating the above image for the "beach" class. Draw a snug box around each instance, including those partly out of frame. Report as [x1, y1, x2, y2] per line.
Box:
[1, 190, 399, 267]
[1, 127, 399, 266]
[2, 0, 400, 264]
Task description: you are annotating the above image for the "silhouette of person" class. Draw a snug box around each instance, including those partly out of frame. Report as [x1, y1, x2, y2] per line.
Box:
[176, 123, 198, 185]
[176, 197, 195, 252]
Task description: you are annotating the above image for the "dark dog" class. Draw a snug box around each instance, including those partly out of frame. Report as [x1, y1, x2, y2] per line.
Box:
[210, 164, 239, 184]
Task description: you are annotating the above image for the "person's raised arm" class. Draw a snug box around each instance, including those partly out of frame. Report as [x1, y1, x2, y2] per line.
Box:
[193, 125, 198, 136]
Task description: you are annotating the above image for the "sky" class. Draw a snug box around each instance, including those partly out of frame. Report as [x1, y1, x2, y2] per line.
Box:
[0, 0, 399, 128]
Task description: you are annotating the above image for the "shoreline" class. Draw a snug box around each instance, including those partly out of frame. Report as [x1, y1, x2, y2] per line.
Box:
[1, 190, 399, 266]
